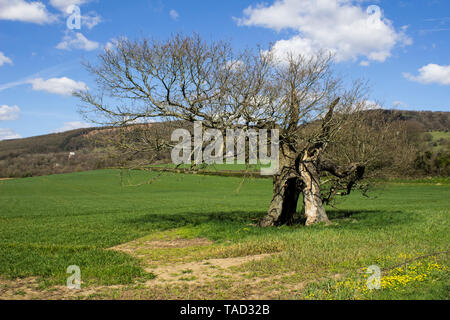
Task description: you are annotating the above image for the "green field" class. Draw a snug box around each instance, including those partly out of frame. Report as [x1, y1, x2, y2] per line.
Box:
[0, 169, 448, 299]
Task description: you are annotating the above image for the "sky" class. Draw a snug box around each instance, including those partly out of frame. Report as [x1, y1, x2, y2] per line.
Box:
[0, 0, 449, 140]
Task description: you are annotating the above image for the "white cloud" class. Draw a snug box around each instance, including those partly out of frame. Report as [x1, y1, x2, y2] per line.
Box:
[169, 9, 179, 20]
[0, 128, 21, 140]
[0, 0, 56, 24]
[81, 11, 101, 29]
[403, 64, 450, 86]
[362, 100, 382, 110]
[0, 105, 20, 120]
[49, 0, 89, 12]
[55, 121, 90, 132]
[0, 51, 13, 66]
[104, 36, 127, 52]
[392, 101, 408, 108]
[104, 41, 114, 52]
[56, 32, 99, 51]
[236, 0, 411, 63]
[50, 1, 101, 29]
[226, 59, 245, 71]
[360, 60, 370, 67]
[28, 77, 88, 96]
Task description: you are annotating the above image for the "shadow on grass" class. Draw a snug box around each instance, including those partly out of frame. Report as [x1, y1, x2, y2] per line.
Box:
[327, 209, 380, 219]
[121, 211, 266, 229]
[120, 208, 414, 234]
[119, 211, 274, 241]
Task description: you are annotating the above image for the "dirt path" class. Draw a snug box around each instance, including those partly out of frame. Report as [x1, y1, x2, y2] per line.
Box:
[0, 236, 310, 300]
[111, 236, 277, 285]
[146, 253, 273, 284]
[0, 277, 81, 300]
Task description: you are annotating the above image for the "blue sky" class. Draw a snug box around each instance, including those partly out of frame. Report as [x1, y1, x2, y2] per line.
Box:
[0, 0, 449, 140]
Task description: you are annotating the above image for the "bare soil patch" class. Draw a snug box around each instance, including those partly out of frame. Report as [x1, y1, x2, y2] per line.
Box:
[1, 236, 311, 299]
[110, 236, 275, 285]
[146, 253, 273, 284]
[111, 237, 213, 254]
[0, 277, 86, 300]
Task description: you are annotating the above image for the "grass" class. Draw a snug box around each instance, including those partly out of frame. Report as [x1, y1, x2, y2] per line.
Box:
[149, 162, 262, 171]
[0, 169, 448, 299]
[301, 256, 448, 300]
[0, 169, 273, 286]
[427, 131, 450, 151]
[429, 131, 450, 141]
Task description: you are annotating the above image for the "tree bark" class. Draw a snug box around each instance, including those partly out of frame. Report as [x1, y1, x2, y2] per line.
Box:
[259, 145, 300, 227]
[259, 98, 341, 227]
[259, 145, 332, 227]
[299, 152, 330, 226]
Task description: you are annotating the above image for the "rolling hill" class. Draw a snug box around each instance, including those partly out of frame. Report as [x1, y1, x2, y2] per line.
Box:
[0, 110, 448, 178]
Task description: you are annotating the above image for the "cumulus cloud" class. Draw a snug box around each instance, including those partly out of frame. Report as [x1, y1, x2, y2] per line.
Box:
[104, 41, 114, 52]
[53, 1, 101, 29]
[49, 0, 90, 12]
[0, 51, 13, 66]
[0, 128, 21, 140]
[56, 32, 99, 51]
[0, 0, 56, 24]
[360, 60, 370, 67]
[226, 59, 245, 71]
[362, 100, 382, 110]
[81, 11, 101, 29]
[104, 38, 119, 49]
[55, 121, 91, 132]
[0, 105, 20, 120]
[103, 41, 115, 51]
[392, 101, 408, 109]
[104, 36, 127, 52]
[28, 77, 88, 96]
[235, 0, 411, 63]
[169, 9, 179, 20]
[403, 64, 450, 86]
[0, 0, 100, 29]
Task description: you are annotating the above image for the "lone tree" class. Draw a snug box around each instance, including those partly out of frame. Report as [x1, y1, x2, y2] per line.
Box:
[76, 33, 403, 227]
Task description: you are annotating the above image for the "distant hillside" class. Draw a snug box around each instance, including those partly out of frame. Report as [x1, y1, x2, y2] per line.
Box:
[0, 122, 174, 178]
[0, 110, 448, 178]
[0, 126, 132, 178]
[0, 127, 99, 159]
[379, 110, 450, 132]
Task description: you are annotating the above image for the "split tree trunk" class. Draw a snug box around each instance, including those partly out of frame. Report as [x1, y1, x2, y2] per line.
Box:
[259, 145, 301, 227]
[259, 175, 302, 227]
[259, 148, 331, 227]
[259, 98, 340, 227]
[298, 155, 330, 226]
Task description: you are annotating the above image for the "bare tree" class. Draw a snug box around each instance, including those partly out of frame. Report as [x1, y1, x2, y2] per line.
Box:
[75, 33, 394, 227]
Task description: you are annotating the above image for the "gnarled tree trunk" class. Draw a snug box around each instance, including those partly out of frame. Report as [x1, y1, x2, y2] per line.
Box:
[259, 175, 302, 227]
[259, 145, 302, 227]
[299, 153, 330, 226]
[259, 97, 343, 227]
[259, 148, 333, 227]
